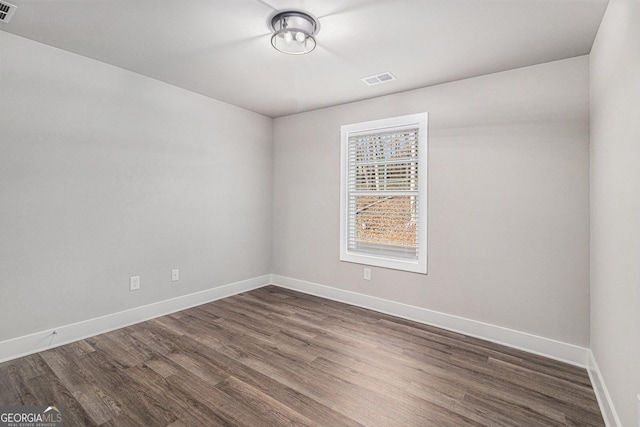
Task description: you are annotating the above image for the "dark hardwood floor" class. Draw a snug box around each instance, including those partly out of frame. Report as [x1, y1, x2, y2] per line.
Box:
[0, 286, 604, 426]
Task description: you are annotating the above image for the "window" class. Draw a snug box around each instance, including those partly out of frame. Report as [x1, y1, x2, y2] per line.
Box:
[340, 113, 428, 274]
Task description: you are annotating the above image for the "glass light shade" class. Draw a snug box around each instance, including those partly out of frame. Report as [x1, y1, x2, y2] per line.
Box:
[270, 11, 318, 55]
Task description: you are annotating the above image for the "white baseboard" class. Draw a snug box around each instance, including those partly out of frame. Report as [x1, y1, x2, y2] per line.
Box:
[0, 275, 271, 363]
[271, 275, 590, 368]
[588, 351, 622, 427]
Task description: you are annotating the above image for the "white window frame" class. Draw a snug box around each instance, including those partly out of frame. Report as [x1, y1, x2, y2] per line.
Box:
[340, 112, 428, 274]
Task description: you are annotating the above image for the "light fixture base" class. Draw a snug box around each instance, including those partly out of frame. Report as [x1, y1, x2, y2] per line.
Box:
[270, 10, 319, 55]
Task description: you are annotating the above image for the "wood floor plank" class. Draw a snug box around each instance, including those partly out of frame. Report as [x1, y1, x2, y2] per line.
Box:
[0, 373, 20, 405]
[39, 347, 120, 424]
[309, 355, 486, 427]
[215, 376, 317, 426]
[6, 355, 89, 423]
[79, 351, 178, 426]
[243, 353, 403, 426]
[164, 371, 266, 426]
[159, 332, 364, 427]
[22, 372, 98, 427]
[124, 364, 230, 427]
[0, 285, 605, 426]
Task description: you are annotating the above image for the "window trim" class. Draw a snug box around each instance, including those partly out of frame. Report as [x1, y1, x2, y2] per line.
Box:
[340, 112, 428, 274]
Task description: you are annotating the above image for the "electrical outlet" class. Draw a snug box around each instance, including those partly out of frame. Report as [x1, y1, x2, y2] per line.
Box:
[171, 269, 179, 282]
[636, 393, 640, 427]
[364, 268, 371, 281]
[129, 276, 140, 291]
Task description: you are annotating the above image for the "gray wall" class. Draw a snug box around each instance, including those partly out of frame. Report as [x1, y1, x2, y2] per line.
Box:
[273, 56, 591, 347]
[1, 29, 594, 359]
[0, 32, 273, 341]
[590, 0, 640, 424]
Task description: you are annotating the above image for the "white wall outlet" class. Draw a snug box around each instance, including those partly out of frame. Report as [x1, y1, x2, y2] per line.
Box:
[636, 393, 640, 427]
[171, 269, 179, 282]
[364, 268, 371, 281]
[129, 276, 140, 291]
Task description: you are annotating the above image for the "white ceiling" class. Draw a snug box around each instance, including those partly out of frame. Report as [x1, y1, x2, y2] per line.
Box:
[1, 0, 608, 118]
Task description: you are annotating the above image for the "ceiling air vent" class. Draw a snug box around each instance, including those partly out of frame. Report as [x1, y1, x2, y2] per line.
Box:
[361, 72, 396, 86]
[0, 1, 16, 23]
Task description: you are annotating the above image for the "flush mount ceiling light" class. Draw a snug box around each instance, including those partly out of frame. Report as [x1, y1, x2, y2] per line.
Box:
[270, 10, 319, 55]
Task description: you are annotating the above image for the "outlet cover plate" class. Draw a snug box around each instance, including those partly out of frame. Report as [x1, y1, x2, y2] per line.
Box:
[171, 269, 179, 282]
[129, 276, 140, 291]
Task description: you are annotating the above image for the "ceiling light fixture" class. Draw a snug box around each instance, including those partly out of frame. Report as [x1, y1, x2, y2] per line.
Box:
[270, 10, 319, 55]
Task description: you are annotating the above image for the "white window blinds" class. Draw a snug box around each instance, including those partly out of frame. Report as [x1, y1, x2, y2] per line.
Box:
[340, 113, 428, 274]
[347, 127, 420, 258]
